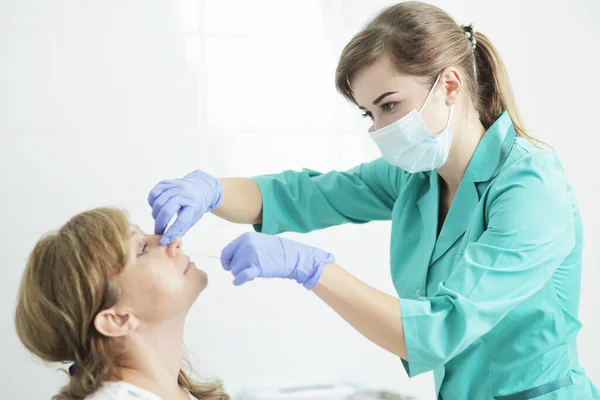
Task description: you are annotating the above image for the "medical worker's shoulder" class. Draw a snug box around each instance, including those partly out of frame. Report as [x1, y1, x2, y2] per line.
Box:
[486, 136, 573, 219]
[84, 381, 162, 400]
[497, 136, 569, 187]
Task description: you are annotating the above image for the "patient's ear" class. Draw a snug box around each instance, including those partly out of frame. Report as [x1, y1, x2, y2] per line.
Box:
[94, 307, 138, 337]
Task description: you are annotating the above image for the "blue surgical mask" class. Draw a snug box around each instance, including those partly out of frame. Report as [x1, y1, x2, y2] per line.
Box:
[368, 74, 453, 173]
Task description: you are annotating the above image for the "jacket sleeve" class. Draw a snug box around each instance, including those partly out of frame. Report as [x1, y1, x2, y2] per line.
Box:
[252, 157, 406, 234]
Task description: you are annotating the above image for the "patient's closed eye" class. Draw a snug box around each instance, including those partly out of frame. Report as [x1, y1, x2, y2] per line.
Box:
[138, 243, 148, 257]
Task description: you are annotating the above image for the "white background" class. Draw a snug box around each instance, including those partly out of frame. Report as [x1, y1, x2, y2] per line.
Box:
[1, 1, 599, 399]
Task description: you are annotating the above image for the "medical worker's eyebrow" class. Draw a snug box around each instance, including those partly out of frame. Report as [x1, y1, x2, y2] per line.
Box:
[358, 91, 398, 109]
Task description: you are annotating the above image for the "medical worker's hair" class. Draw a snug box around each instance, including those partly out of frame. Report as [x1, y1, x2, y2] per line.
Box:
[335, 1, 534, 143]
[14, 207, 229, 400]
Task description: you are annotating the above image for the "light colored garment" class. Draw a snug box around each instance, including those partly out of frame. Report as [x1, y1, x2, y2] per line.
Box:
[252, 111, 600, 399]
[85, 381, 194, 400]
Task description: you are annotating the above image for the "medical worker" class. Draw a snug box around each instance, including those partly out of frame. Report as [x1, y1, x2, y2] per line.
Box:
[147, 2, 598, 399]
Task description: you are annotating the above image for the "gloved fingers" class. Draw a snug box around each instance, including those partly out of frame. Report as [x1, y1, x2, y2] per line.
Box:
[147, 179, 180, 206]
[160, 206, 198, 245]
[220, 234, 247, 271]
[151, 186, 185, 220]
[233, 265, 261, 286]
[154, 198, 183, 235]
[230, 255, 252, 275]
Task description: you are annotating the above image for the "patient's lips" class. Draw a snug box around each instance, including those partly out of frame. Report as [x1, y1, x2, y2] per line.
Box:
[184, 261, 195, 275]
[181, 255, 192, 274]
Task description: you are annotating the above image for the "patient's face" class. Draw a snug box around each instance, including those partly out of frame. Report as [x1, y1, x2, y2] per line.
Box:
[116, 225, 207, 322]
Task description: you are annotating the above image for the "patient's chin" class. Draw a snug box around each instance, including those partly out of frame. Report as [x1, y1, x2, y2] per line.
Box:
[193, 267, 208, 293]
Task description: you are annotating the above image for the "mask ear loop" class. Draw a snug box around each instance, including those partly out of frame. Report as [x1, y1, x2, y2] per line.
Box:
[420, 73, 455, 132]
[445, 101, 454, 127]
[419, 73, 442, 114]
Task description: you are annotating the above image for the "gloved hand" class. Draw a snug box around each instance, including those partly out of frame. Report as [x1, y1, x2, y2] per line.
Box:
[148, 169, 223, 245]
[220, 232, 335, 289]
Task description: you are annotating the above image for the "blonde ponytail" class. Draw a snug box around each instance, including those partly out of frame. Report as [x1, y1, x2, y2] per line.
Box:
[473, 31, 535, 143]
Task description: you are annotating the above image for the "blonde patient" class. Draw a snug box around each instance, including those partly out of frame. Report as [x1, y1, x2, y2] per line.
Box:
[15, 207, 229, 400]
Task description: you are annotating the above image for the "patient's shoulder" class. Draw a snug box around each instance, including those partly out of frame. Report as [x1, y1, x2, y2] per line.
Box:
[85, 381, 162, 400]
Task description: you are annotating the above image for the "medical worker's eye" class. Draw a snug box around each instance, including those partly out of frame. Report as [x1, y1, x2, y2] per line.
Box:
[138, 242, 148, 257]
[361, 111, 373, 120]
[381, 102, 396, 113]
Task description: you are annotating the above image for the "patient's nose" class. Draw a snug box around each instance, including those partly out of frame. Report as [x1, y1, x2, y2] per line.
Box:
[165, 236, 182, 256]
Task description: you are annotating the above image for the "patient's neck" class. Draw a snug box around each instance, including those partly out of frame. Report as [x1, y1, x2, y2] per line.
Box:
[118, 315, 187, 399]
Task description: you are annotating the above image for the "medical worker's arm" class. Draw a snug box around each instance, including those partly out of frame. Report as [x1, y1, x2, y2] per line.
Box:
[198, 158, 404, 228]
[149, 159, 404, 243]
[221, 231, 409, 359]
[212, 178, 264, 225]
[251, 158, 405, 234]
[399, 155, 575, 376]
[313, 262, 408, 359]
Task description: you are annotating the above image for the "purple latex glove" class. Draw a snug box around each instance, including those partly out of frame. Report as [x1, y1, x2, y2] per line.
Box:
[148, 169, 223, 245]
[221, 232, 335, 289]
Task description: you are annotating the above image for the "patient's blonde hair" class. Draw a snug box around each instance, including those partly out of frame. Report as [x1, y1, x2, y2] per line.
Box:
[15, 207, 228, 400]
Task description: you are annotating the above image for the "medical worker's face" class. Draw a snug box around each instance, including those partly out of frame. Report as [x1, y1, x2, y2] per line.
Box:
[351, 54, 451, 133]
[115, 225, 207, 322]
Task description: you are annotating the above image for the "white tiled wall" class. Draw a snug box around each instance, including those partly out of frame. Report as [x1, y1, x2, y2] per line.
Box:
[1, 1, 598, 399]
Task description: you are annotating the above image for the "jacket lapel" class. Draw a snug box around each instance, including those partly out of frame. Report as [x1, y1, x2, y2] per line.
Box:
[416, 170, 439, 239]
[415, 170, 440, 291]
[429, 111, 516, 264]
[430, 174, 478, 264]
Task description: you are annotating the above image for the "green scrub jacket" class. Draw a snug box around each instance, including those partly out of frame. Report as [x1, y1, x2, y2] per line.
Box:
[252, 111, 599, 399]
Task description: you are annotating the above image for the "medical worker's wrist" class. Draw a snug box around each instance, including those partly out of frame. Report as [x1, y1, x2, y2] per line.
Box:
[302, 250, 336, 290]
[207, 179, 224, 212]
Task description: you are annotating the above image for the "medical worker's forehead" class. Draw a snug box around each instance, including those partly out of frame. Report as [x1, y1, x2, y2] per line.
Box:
[351, 55, 416, 109]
